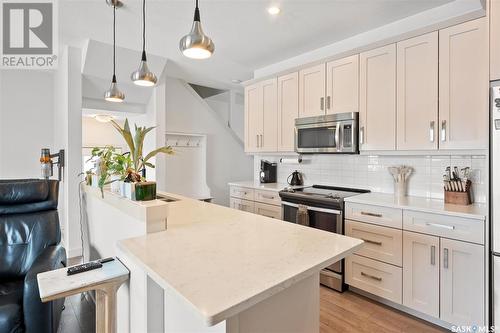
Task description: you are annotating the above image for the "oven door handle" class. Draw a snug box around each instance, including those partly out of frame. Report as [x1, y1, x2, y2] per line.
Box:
[281, 201, 341, 215]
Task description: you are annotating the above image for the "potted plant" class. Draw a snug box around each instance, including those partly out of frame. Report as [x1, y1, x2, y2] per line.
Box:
[110, 119, 174, 201]
[87, 146, 132, 197]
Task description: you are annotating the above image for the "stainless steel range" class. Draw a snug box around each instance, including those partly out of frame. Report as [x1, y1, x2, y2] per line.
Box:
[279, 185, 369, 291]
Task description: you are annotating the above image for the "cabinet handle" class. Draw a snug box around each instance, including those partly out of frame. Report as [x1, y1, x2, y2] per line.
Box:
[425, 222, 455, 230]
[443, 248, 449, 269]
[359, 126, 364, 145]
[261, 194, 275, 200]
[360, 211, 382, 218]
[361, 271, 382, 282]
[320, 97, 325, 111]
[326, 96, 331, 110]
[441, 120, 447, 142]
[260, 134, 263, 148]
[429, 121, 435, 142]
[431, 245, 436, 266]
[361, 238, 382, 246]
[256, 134, 259, 148]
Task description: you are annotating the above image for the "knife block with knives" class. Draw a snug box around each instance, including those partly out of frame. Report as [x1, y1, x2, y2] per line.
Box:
[443, 166, 472, 205]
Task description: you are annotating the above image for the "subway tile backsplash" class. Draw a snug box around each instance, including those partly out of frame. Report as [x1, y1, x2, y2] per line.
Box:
[254, 154, 488, 203]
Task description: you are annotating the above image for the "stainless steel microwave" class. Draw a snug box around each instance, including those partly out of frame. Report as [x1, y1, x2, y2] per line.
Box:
[295, 112, 359, 154]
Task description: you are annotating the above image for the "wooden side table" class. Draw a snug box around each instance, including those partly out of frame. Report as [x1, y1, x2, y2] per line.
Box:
[37, 258, 129, 333]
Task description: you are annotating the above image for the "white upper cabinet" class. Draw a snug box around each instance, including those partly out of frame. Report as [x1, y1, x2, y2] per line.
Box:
[359, 44, 397, 151]
[277, 72, 299, 152]
[439, 18, 489, 150]
[440, 238, 484, 327]
[397, 32, 438, 150]
[402, 231, 439, 318]
[244, 83, 262, 153]
[491, 0, 500, 80]
[244, 78, 277, 153]
[299, 64, 326, 118]
[261, 78, 278, 152]
[326, 54, 359, 114]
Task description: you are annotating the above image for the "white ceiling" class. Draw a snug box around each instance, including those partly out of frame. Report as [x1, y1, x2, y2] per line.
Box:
[61, 0, 454, 90]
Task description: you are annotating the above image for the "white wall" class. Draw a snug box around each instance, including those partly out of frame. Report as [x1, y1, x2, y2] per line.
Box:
[254, 154, 488, 204]
[165, 77, 253, 206]
[82, 117, 126, 150]
[0, 70, 55, 178]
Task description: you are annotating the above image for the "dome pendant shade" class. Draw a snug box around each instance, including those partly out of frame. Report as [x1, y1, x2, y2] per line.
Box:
[131, 52, 157, 86]
[104, 75, 125, 102]
[180, 2, 215, 60]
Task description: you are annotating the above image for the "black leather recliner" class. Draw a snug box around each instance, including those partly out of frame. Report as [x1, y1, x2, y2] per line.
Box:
[0, 179, 67, 333]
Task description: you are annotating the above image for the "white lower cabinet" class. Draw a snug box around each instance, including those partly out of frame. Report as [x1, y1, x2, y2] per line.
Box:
[229, 185, 282, 220]
[345, 202, 485, 328]
[346, 254, 402, 304]
[229, 197, 254, 213]
[254, 202, 281, 219]
[402, 231, 439, 317]
[440, 238, 484, 327]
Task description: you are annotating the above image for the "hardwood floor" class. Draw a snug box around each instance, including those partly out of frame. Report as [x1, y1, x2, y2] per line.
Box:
[320, 287, 447, 333]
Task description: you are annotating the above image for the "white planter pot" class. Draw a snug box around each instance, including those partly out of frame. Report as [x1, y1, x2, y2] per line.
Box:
[122, 182, 136, 200]
[91, 175, 100, 188]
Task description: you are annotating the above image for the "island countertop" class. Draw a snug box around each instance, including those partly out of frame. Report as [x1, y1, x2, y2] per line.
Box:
[117, 194, 363, 326]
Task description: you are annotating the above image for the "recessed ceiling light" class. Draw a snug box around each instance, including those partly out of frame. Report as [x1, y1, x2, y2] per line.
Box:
[94, 114, 115, 123]
[267, 6, 280, 16]
[231, 79, 242, 84]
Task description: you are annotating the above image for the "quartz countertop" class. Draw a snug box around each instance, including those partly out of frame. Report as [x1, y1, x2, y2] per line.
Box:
[344, 192, 487, 220]
[228, 180, 289, 192]
[117, 194, 363, 326]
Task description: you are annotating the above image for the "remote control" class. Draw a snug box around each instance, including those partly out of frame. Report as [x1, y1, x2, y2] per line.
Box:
[67, 261, 103, 276]
[98, 257, 115, 264]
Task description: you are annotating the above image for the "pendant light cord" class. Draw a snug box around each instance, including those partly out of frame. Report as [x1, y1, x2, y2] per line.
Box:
[142, 0, 147, 61]
[112, 5, 117, 82]
[194, 0, 200, 22]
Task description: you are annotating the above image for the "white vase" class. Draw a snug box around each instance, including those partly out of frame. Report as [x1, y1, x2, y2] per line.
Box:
[110, 176, 121, 194]
[122, 182, 136, 200]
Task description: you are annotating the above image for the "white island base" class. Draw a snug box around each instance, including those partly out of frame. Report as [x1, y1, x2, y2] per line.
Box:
[117, 249, 319, 333]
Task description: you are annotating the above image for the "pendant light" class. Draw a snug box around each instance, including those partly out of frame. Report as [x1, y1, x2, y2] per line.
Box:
[104, 3, 125, 102]
[131, 0, 157, 86]
[179, 0, 215, 60]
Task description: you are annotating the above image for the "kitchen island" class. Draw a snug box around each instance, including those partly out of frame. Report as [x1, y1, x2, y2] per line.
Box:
[111, 193, 363, 333]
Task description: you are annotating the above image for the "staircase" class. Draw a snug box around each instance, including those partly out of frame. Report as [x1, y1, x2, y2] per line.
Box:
[187, 83, 245, 146]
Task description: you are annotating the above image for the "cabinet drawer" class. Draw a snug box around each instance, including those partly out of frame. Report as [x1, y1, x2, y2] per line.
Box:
[229, 198, 255, 213]
[403, 210, 484, 245]
[345, 203, 402, 228]
[346, 254, 402, 304]
[346, 220, 402, 266]
[255, 202, 282, 219]
[254, 190, 281, 206]
[230, 186, 255, 201]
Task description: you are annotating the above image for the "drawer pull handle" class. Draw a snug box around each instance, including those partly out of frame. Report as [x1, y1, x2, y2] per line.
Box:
[425, 222, 455, 230]
[360, 272, 382, 282]
[362, 238, 382, 246]
[261, 195, 275, 199]
[360, 211, 383, 218]
[431, 245, 436, 266]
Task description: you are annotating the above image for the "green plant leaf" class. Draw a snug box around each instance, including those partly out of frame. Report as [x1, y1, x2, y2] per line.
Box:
[143, 146, 174, 164]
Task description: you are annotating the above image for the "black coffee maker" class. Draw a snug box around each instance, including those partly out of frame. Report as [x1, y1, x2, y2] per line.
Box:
[260, 160, 277, 183]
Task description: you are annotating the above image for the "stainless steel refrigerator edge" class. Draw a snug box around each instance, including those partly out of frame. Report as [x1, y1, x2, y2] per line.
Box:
[491, 82, 500, 325]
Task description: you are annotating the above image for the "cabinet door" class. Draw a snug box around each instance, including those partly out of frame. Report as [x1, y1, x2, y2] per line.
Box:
[299, 63, 326, 118]
[261, 78, 278, 152]
[359, 44, 396, 151]
[244, 83, 263, 152]
[402, 231, 439, 317]
[326, 54, 359, 114]
[491, 0, 500, 80]
[440, 238, 484, 326]
[277, 72, 298, 151]
[229, 197, 255, 213]
[439, 18, 489, 149]
[397, 32, 438, 150]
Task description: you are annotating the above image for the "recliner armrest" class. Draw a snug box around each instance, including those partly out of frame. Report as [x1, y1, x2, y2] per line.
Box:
[23, 245, 67, 333]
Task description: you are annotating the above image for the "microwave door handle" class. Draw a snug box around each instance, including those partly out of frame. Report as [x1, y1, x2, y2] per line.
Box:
[335, 122, 341, 152]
